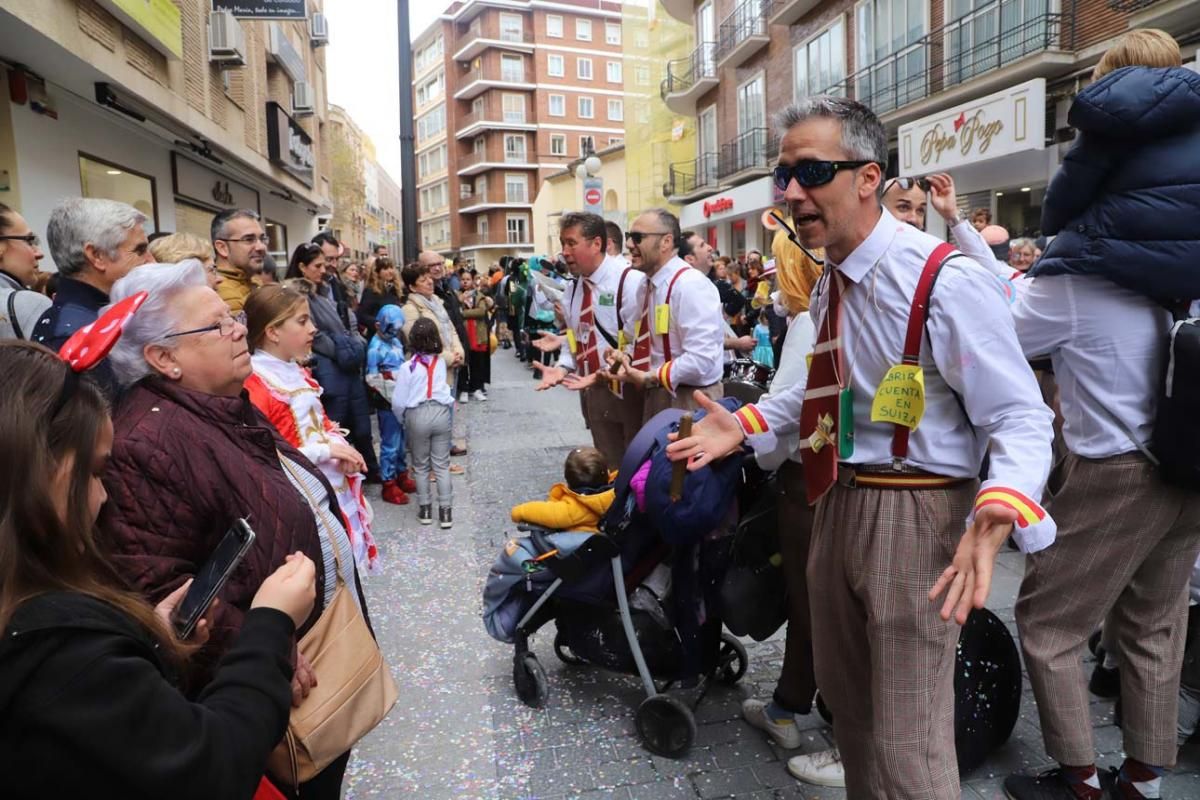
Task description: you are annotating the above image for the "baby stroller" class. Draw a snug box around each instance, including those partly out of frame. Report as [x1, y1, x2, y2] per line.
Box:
[483, 405, 756, 758]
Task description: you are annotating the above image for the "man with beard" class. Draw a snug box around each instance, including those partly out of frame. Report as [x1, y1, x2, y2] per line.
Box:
[211, 208, 267, 314]
[607, 209, 724, 421]
[666, 96, 1055, 799]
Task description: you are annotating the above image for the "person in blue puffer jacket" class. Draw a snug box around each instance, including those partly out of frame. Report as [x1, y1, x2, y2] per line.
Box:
[1030, 29, 1200, 305]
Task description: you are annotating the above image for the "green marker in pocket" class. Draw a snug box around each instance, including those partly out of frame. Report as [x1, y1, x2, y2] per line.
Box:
[838, 386, 855, 460]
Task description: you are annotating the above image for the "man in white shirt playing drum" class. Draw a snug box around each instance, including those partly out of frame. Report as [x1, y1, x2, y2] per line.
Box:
[607, 209, 725, 422]
[666, 95, 1056, 800]
[530, 212, 645, 468]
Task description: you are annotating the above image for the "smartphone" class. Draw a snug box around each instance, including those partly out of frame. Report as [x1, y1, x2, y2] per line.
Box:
[172, 518, 257, 640]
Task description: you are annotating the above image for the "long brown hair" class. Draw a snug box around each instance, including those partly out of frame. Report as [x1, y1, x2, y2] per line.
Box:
[0, 342, 187, 662]
[244, 285, 308, 353]
[366, 257, 397, 295]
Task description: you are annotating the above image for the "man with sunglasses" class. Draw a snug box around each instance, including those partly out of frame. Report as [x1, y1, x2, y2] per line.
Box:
[607, 209, 724, 422]
[884, 173, 1007, 275]
[667, 96, 1054, 799]
[211, 208, 268, 314]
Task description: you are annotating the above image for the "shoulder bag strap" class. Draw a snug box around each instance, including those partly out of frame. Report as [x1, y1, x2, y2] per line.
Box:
[278, 452, 347, 584]
[7, 290, 21, 340]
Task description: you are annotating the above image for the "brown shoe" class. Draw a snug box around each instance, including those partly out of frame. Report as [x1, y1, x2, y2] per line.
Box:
[449, 464, 465, 475]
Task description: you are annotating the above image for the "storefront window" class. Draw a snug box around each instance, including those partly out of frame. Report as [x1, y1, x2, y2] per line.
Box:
[265, 220, 288, 258]
[994, 185, 1044, 238]
[79, 153, 159, 233]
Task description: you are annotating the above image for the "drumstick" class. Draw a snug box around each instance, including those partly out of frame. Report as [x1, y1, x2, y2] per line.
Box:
[670, 414, 693, 502]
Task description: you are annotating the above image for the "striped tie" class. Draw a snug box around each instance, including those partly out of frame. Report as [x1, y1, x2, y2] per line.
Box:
[631, 283, 652, 371]
[577, 279, 601, 376]
[799, 271, 846, 504]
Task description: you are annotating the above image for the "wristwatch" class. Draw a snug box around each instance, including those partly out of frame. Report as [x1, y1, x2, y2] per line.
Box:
[944, 213, 962, 227]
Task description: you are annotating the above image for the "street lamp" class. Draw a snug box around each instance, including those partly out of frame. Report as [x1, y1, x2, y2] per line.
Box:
[577, 152, 603, 213]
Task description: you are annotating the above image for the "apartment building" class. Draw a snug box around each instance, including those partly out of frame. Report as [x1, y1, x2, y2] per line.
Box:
[412, 0, 626, 265]
[329, 104, 404, 260]
[658, 0, 1199, 255]
[0, 0, 334, 266]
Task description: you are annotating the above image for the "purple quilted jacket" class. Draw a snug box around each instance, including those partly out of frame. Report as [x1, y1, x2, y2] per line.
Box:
[98, 378, 349, 685]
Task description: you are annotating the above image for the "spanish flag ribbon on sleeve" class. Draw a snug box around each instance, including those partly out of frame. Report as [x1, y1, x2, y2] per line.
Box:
[970, 480, 1056, 553]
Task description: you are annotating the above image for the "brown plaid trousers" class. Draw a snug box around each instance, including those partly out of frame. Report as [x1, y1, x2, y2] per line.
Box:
[1017, 452, 1200, 767]
[808, 479, 977, 799]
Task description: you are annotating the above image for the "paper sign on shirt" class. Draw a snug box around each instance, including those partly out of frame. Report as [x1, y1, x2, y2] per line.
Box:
[599, 292, 615, 307]
[654, 304, 670, 335]
[870, 364, 926, 430]
[565, 329, 578, 354]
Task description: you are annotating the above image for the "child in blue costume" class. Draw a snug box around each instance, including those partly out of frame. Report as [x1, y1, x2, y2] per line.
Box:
[366, 304, 416, 505]
[751, 313, 775, 369]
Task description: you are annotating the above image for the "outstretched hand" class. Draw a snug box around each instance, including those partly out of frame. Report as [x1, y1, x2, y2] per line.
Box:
[531, 362, 567, 391]
[562, 371, 600, 391]
[928, 504, 1017, 624]
[664, 391, 745, 470]
[531, 332, 565, 353]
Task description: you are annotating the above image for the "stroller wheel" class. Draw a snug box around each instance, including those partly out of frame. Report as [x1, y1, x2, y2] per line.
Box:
[553, 632, 587, 666]
[636, 694, 696, 758]
[716, 633, 748, 685]
[513, 653, 549, 709]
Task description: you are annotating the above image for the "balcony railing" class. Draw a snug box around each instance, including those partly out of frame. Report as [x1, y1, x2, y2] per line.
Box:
[459, 149, 533, 169]
[660, 42, 719, 99]
[459, 189, 530, 210]
[821, 2, 1070, 116]
[665, 153, 721, 199]
[456, 103, 529, 133]
[718, 127, 776, 181]
[717, 0, 769, 64]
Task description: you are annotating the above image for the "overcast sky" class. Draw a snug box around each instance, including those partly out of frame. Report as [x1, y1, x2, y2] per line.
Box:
[325, 1, 449, 184]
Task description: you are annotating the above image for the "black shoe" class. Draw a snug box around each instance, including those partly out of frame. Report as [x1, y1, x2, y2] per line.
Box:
[1004, 768, 1107, 799]
[450, 445, 467, 456]
[1089, 662, 1121, 699]
[439, 507, 452, 529]
[363, 471, 383, 485]
[418, 505, 433, 525]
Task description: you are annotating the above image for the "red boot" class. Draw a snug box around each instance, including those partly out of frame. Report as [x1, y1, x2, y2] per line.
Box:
[381, 480, 410, 505]
[396, 470, 417, 494]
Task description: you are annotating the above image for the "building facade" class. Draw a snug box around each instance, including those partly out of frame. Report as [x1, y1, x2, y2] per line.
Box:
[412, 0, 627, 265]
[0, 0, 335, 268]
[327, 104, 403, 262]
[657, 0, 1200, 255]
[531, 141, 626, 253]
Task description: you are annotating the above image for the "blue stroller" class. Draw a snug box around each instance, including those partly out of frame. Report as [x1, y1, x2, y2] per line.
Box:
[483, 405, 757, 757]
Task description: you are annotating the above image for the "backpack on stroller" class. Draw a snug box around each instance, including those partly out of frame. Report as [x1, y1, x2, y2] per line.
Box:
[483, 402, 760, 757]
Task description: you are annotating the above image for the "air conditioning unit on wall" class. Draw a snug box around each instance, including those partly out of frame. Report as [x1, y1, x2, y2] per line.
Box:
[310, 13, 330, 47]
[293, 81, 315, 116]
[208, 11, 246, 66]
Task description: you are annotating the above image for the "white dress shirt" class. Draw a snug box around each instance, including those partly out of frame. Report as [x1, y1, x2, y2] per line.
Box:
[559, 254, 645, 372]
[393, 354, 454, 411]
[627, 254, 725, 391]
[735, 210, 1056, 552]
[751, 314, 814, 471]
[1010, 273, 1169, 458]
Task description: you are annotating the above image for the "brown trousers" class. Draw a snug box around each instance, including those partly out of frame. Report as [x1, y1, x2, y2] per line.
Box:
[642, 382, 723, 425]
[774, 460, 817, 713]
[1017, 453, 1200, 767]
[809, 479, 977, 799]
[583, 385, 643, 471]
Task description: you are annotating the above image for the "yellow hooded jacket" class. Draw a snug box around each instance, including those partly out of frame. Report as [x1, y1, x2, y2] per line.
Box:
[510, 477, 616, 533]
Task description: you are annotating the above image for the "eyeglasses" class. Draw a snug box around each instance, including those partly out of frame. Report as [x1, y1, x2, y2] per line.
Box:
[883, 177, 931, 195]
[772, 160, 878, 191]
[163, 315, 239, 340]
[627, 231, 670, 245]
[0, 233, 39, 247]
[218, 234, 270, 246]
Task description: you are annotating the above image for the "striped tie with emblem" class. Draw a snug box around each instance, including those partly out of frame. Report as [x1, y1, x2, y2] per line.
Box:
[799, 270, 847, 504]
[576, 278, 602, 376]
[631, 283, 653, 371]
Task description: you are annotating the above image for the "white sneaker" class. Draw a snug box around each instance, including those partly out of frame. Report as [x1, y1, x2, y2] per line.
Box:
[473, 390, 488, 401]
[786, 747, 846, 788]
[741, 698, 803, 749]
[458, 392, 468, 403]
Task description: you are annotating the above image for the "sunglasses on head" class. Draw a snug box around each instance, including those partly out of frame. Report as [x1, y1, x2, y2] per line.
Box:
[883, 177, 931, 194]
[772, 160, 878, 191]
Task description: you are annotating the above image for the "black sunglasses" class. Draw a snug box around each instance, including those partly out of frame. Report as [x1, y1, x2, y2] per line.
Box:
[627, 231, 670, 245]
[883, 177, 931, 194]
[772, 160, 878, 191]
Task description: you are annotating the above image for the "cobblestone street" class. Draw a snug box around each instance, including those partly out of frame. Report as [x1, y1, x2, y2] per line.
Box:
[344, 352, 1200, 800]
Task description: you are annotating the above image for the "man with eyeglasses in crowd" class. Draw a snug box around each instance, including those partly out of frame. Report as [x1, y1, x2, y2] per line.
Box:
[607, 209, 724, 422]
[33, 198, 154, 396]
[666, 96, 1055, 799]
[211, 208, 268, 314]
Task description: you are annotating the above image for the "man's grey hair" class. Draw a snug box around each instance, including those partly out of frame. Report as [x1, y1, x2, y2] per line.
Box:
[211, 208, 261, 244]
[105, 260, 207, 386]
[643, 208, 681, 253]
[47, 198, 147, 277]
[775, 96, 889, 196]
[1010, 237, 1036, 252]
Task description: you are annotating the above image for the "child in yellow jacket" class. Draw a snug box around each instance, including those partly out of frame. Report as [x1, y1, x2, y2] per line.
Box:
[511, 447, 616, 532]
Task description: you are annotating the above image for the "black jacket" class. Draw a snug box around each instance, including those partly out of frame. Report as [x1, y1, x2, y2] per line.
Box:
[356, 284, 402, 332]
[0, 592, 295, 799]
[31, 276, 119, 396]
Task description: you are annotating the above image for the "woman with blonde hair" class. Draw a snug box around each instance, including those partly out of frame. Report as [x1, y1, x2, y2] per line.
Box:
[148, 232, 219, 290]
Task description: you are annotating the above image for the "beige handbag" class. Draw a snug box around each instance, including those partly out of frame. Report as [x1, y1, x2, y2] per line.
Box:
[269, 459, 398, 789]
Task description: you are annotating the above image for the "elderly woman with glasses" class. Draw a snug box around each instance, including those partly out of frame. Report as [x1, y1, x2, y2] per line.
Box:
[96, 259, 371, 799]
